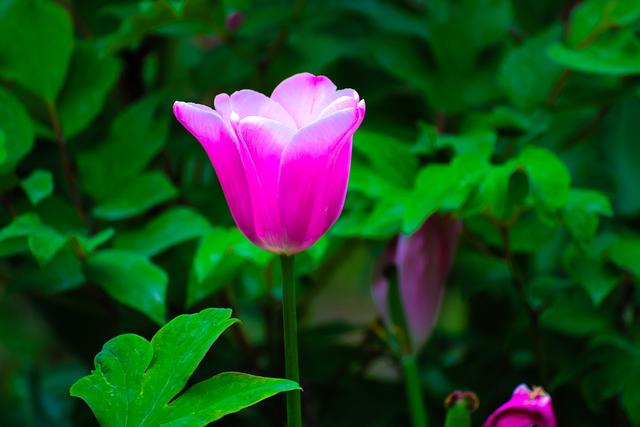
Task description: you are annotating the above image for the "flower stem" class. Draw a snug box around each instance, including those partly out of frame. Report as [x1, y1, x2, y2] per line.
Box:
[280, 255, 302, 427]
[401, 355, 428, 427]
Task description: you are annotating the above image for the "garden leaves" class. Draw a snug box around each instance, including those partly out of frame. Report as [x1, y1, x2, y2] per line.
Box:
[70, 309, 299, 427]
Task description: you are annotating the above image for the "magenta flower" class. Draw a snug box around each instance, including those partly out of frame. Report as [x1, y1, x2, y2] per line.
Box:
[173, 73, 365, 254]
[372, 214, 462, 353]
[483, 384, 557, 427]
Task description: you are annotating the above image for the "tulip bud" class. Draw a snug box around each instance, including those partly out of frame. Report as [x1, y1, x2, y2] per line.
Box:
[483, 384, 557, 427]
[372, 214, 462, 354]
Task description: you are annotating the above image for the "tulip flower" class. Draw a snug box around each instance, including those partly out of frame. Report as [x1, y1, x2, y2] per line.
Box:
[173, 72, 366, 254]
[483, 384, 557, 427]
[174, 73, 365, 427]
[372, 214, 462, 354]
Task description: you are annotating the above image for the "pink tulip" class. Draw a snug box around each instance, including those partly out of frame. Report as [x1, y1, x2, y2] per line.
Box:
[483, 384, 557, 427]
[174, 73, 366, 254]
[372, 214, 462, 353]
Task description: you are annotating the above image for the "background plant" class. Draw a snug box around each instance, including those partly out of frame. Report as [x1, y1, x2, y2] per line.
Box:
[0, 0, 639, 426]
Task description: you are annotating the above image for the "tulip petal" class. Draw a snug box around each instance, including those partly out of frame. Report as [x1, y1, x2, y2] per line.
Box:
[233, 116, 296, 250]
[278, 106, 362, 252]
[271, 72, 337, 128]
[214, 91, 297, 129]
[396, 216, 462, 350]
[173, 101, 257, 243]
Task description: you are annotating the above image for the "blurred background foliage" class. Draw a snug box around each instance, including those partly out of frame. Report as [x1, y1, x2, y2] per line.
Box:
[0, 0, 639, 425]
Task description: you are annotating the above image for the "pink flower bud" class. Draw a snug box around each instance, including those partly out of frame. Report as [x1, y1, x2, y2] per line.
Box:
[225, 11, 244, 31]
[372, 214, 462, 353]
[483, 384, 557, 427]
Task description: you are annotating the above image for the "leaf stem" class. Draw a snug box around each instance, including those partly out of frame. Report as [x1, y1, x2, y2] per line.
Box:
[401, 355, 428, 427]
[46, 101, 86, 225]
[280, 254, 302, 427]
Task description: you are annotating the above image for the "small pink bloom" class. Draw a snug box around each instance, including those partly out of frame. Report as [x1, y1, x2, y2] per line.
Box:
[483, 384, 557, 427]
[174, 73, 365, 254]
[372, 214, 462, 353]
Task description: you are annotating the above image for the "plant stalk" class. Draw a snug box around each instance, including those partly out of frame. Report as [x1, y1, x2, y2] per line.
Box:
[280, 255, 302, 427]
[402, 355, 428, 427]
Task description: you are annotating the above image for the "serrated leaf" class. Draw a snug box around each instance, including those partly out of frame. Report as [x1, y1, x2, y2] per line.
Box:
[70, 308, 298, 427]
[0, 88, 35, 173]
[85, 250, 168, 324]
[93, 171, 177, 220]
[114, 207, 211, 256]
[20, 169, 53, 205]
[58, 42, 122, 138]
[0, 0, 74, 101]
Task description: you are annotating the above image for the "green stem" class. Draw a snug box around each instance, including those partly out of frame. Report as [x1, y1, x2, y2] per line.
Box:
[401, 355, 428, 427]
[280, 255, 302, 427]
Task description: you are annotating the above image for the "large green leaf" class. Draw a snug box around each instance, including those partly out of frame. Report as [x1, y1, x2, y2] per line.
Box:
[0, 0, 73, 101]
[58, 42, 122, 138]
[70, 308, 298, 427]
[114, 207, 211, 256]
[85, 250, 168, 324]
[0, 88, 35, 173]
[93, 171, 178, 221]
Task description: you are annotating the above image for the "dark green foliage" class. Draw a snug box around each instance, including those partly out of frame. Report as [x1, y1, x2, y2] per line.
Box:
[0, 0, 639, 426]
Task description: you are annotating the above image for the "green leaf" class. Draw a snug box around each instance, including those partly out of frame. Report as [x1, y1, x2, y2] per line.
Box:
[58, 42, 122, 138]
[608, 237, 640, 278]
[20, 169, 54, 205]
[404, 155, 488, 233]
[499, 25, 563, 109]
[437, 129, 496, 160]
[0, 0, 74, 101]
[540, 295, 612, 336]
[568, 0, 640, 47]
[518, 146, 571, 211]
[85, 250, 168, 324]
[563, 189, 612, 244]
[70, 308, 298, 427]
[77, 95, 169, 200]
[11, 248, 85, 293]
[548, 30, 640, 76]
[567, 246, 618, 306]
[114, 207, 211, 256]
[93, 171, 178, 220]
[0, 214, 66, 265]
[353, 130, 419, 190]
[188, 228, 272, 307]
[403, 164, 458, 234]
[0, 88, 35, 173]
